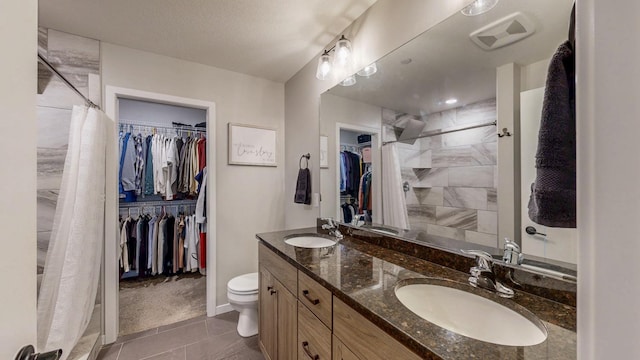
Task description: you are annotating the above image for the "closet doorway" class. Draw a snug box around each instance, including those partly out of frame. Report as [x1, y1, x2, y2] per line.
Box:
[335, 123, 381, 224]
[104, 87, 216, 343]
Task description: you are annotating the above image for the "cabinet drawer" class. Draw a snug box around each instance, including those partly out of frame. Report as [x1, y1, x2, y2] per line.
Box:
[333, 297, 422, 360]
[259, 243, 297, 294]
[298, 301, 331, 360]
[333, 335, 361, 360]
[298, 271, 332, 328]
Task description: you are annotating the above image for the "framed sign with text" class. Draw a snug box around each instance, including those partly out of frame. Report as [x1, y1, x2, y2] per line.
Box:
[228, 123, 277, 166]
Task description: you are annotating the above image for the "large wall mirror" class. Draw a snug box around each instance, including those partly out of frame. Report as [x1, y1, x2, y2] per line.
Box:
[319, 0, 576, 276]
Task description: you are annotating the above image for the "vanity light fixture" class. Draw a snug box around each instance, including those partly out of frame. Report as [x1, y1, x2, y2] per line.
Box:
[315, 35, 354, 80]
[461, 0, 499, 16]
[445, 98, 458, 105]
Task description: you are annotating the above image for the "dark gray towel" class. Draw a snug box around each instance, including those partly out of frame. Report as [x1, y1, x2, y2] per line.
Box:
[528, 41, 576, 228]
[294, 168, 312, 205]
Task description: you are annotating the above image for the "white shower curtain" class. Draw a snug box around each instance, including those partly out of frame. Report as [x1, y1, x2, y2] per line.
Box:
[381, 143, 410, 229]
[38, 106, 109, 359]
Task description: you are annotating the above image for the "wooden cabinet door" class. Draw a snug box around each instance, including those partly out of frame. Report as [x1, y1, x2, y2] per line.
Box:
[259, 268, 277, 360]
[276, 281, 297, 360]
[333, 335, 362, 360]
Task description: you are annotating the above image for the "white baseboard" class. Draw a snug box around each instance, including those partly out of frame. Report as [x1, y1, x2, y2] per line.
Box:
[215, 303, 234, 315]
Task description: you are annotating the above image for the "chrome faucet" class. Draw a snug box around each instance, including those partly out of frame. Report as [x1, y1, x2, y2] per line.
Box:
[503, 238, 524, 265]
[462, 250, 514, 298]
[320, 218, 344, 240]
[329, 228, 344, 240]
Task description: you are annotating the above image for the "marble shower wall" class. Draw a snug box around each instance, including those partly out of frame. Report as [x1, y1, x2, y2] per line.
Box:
[37, 28, 101, 277]
[383, 99, 498, 248]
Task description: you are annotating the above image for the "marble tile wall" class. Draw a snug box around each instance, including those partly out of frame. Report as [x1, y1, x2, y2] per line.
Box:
[385, 98, 498, 248]
[37, 27, 101, 277]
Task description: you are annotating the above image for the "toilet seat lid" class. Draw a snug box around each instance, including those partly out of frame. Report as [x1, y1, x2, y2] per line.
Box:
[228, 272, 259, 293]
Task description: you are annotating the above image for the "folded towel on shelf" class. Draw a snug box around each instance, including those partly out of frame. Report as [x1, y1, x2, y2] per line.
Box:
[528, 40, 576, 228]
[294, 168, 312, 205]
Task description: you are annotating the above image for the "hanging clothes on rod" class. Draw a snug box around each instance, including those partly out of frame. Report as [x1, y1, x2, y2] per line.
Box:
[358, 170, 373, 213]
[118, 122, 207, 202]
[340, 147, 364, 199]
[118, 121, 210, 278]
[118, 204, 203, 279]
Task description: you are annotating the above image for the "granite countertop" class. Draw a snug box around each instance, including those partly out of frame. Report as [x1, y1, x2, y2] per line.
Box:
[257, 227, 576, 360]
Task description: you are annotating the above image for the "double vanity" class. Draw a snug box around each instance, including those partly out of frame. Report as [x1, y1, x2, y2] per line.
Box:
[256, 222, 576, 360]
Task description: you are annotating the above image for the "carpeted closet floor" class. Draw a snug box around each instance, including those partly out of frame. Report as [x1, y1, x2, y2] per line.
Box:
[119, 272, 207, 336]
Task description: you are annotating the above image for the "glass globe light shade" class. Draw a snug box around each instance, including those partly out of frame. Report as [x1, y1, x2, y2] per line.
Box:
[315, 52, 332, 80]
[333, 36, 352, 66]
[357, 62, 378, 77]
[340, 75, 356, 87]
[461, 0, 499, 16]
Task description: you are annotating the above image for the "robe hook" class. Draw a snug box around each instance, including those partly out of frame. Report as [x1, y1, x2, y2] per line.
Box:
[497, 128, 512, 137]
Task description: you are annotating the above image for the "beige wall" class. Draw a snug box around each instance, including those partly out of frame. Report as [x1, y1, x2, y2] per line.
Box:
[101, 43, 285, 306]
[0, 0, 37, 356]
[577, 0, 640, 358]
[521, 58, 550, 92]
[284, 0, 474, 228]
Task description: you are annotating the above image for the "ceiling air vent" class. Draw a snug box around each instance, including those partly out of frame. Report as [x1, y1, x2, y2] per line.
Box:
[470, 12, 536, 51]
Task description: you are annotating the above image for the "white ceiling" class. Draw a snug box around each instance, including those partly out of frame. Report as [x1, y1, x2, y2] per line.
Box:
[38, 0, 378, 83]
[327, 0, 574, 116]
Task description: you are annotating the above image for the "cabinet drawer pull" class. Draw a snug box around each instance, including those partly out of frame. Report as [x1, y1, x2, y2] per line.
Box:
[302, 290, 320, 305]
[302, 341, 319, 360]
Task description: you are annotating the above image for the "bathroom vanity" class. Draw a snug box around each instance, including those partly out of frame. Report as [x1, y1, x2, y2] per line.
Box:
[257, 226, 576, 360]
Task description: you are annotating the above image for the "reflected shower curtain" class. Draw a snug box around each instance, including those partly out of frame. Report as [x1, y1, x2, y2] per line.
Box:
[381, 143, 409, 229]
[38, 106, 108, 359]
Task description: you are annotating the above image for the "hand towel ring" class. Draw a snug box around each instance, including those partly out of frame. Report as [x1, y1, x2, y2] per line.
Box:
[299, 153, 311, 169]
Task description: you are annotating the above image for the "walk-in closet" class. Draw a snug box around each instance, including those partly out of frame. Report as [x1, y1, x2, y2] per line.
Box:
[339, 129, 373, 224]
[116, 98, 209, 336]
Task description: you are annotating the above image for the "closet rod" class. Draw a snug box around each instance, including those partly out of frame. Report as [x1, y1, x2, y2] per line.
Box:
[382, 121, 497, 145]
[37, 52, 100, 109]
[119, 122, 207, 133]
[119, 199, 197, 208]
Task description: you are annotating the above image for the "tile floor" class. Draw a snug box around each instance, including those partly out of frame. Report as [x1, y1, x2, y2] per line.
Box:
[97, 312, 264, 360]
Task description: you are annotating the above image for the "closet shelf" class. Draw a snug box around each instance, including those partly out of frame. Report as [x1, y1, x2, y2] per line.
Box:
[119, 198, 197, 208]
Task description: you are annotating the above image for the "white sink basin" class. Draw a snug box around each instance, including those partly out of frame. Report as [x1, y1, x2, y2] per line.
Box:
[284, 235, 336, 248]
[395, 282, 547, 346]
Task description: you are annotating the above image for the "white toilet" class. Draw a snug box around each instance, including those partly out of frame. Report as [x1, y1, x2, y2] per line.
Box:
[227, 272, 259, 337]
